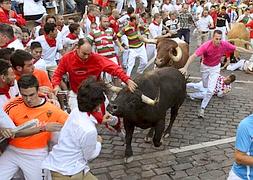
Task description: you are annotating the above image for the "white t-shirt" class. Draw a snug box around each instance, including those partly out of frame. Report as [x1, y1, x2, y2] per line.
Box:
[42, 108, 101, 175]
[34, 58, 47, 72]
[23, 0, 46, 16]
[196, 6, 204, 19]
[197, 15, 213, 32]
[162, 3, 176, 13]
[33, 35, 63, 67]
[8, 39, 24, 50]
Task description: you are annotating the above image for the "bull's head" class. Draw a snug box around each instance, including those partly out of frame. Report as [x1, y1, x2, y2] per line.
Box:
[155, 39, 182, 68]
[107, 86, 159, 117]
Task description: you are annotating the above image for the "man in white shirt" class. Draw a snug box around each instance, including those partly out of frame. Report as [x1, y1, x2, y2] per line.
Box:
[33, 23, 63, 78]
[146, 13, 163, 60]
[0, 59, 18, 109]
[196, 9, 214, 47]
[30, 42, 47, 72]
[162, 0, 175, 13]
[0, 24, 24, 50]
[42, 77, 107, 180]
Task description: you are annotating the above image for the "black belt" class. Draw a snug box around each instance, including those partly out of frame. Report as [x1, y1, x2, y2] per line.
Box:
[201, 31, 208, 34]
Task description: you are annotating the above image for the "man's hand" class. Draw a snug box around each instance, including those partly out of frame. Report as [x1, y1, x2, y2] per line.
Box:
[179, 67, 188, 75]
[45, 122, 63, 132]
[102, 113, 113, 124]
[127, 79, 138, 92]
[97, 135, 103, 143]
[39, 86, 52, 96]
[0, 128, 15, 139]
[119, 46, 125, 53]
[53, 85, 61, 95]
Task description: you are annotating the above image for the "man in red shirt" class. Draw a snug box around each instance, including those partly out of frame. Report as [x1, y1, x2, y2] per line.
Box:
[0, 0, 26, 27]
[109, 9, 120, 34]
[52, 38, 137, 110]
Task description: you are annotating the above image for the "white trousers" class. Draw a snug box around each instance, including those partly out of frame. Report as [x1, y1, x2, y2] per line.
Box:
[103, 57, 118, 83]
[200, 63, 220, 109]
[69, 90, 78, 110]
[227, 170, 242, 180]
[127, 45, 148, 76]
[0, 146, 49, 180]
[116, 0, 124, 13]
[215, 26, 227, 40]
[128, 0, 136, 9]
[227, 60, 245, 71]
[146, 44, 157, 61]
[187, 81, 207, 99]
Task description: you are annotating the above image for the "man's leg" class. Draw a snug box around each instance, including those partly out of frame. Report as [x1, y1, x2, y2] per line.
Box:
[226, 60, 245, 71]
[19, 149, 48, 180]
[186, 81, 204, 91]
[0, 147, 20, 179]
[137, 45, 148, 74]
[200, 68, 220, 110]
[184, 29, 190, 44]
[116, 0, 124, 13]
[127, 49, 137, 76]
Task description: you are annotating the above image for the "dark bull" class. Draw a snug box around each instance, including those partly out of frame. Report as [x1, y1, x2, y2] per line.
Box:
[107, 67, 186, 163]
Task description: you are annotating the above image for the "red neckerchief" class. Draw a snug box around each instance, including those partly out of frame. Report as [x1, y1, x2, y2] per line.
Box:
[0, 37, 17, 48]
[3, 8, 10, 18]
[0, 85, 11, 99]
[88, 14, 96, 23]
[142, 17, 147, 24]
[87, 102, 106, 124]
[66, 33, 78, 40]
[99, 25, 106, 31]
[22, 38, 31, 47]
[44, 34, 56, 47]
[152, 20, 159, 26]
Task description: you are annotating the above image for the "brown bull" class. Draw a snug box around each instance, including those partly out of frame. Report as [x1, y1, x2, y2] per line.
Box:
[155, 38, 189, 69]
[227, 23, 252, 58]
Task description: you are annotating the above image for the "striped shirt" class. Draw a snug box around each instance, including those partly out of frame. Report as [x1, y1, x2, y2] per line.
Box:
[86, 27, 117, 58]
[117, 24, 148, 48]
[178, 12, 194, 29]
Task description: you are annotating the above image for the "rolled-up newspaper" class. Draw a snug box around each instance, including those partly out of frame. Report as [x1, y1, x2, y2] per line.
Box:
[0, 119, 39, 143]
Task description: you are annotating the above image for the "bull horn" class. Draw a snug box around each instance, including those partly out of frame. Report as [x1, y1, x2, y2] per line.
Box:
[141, 94, 158, 106]
[170, 46, 182, 62]
[106, 83, 122, 93]
[141, 88, 160, 106]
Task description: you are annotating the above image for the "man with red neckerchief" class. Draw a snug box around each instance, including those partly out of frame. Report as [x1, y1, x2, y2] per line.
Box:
[52, 38, 137, 110]
[0, 0, 26, 27]
[87, 15, 124, 83]
[109, 9, 120, 34]
[32, 23, 63, 78]
[0, 23, 24, 50]
[63, 23, 80, 51]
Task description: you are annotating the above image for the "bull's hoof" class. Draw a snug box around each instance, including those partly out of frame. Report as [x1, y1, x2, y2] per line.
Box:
[144, 136, 152, 143]
[153, 141, 162, 147]
[163, 133, 170, 138]
[124, 156, 134, 163]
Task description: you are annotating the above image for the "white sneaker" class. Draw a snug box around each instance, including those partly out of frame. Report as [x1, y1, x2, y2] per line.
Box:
[198, 108, 205, 118]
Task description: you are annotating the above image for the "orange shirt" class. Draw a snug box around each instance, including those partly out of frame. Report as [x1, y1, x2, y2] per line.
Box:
[4, 97, 68, 149]
[15, 69, 53, 89]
